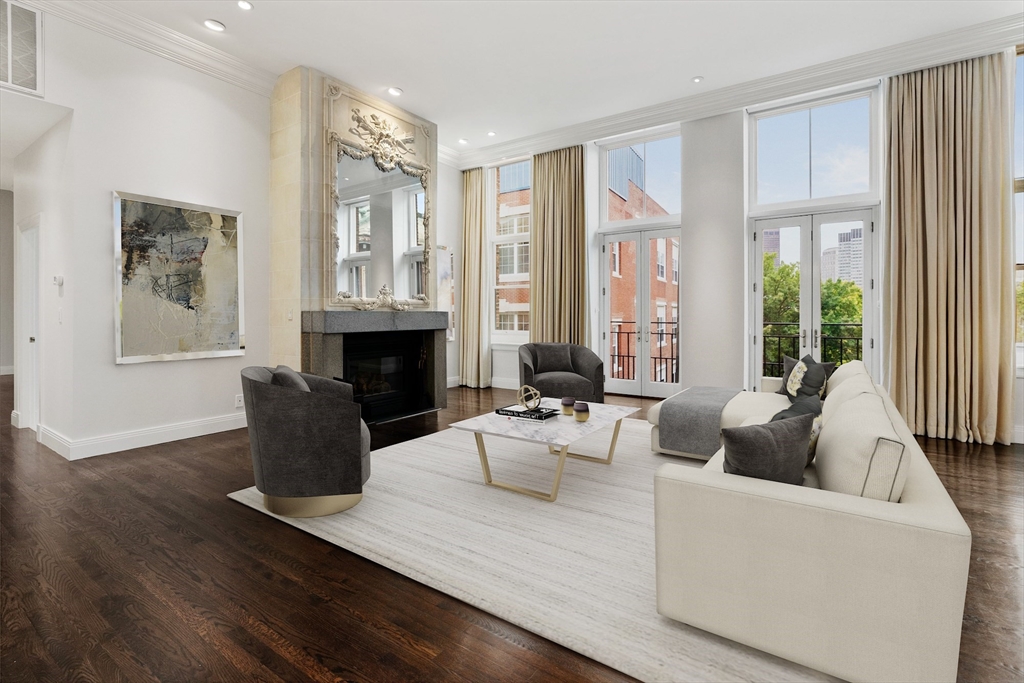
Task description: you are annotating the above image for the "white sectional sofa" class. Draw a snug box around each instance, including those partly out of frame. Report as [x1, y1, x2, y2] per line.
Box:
[651, 361, 972, 683]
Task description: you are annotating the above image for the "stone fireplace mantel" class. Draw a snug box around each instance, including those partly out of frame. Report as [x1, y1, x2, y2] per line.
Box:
[303, 311, 447, 335]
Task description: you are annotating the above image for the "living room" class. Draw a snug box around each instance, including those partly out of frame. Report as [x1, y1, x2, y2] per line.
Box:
[1, 1, 1022, 681]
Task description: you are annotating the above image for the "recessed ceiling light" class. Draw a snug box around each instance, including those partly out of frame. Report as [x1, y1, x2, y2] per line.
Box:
[387, 87, 403, 97]
[204, 19, 226, 31]
[487, 131, 496, 137]
[237, 1, 253, 9]
[458, 139, 469, 144]
[343, 177, 349, 181]
[692, 76, 704, 83]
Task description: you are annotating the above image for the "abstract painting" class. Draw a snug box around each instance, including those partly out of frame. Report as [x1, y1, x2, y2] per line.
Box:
[115, 192, 244, 363]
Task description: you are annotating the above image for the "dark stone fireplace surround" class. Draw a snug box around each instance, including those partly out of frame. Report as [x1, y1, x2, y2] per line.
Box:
[301, 311, 448, 423]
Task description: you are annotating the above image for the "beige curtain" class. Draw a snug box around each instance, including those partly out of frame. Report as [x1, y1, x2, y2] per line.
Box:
[530, 145, 588, 344]
[459, 168, 491, 387]
[885, 49, 1016, 445]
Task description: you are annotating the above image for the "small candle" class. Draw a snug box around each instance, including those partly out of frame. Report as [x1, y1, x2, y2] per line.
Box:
[560, 397, 575, 415]
[573, 401, 590, 422]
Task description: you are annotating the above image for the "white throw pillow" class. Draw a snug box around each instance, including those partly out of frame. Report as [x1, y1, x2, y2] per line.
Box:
[825, 359, 868, 396]
[815, 390, 910, 502]
[821, 373, 875, 424]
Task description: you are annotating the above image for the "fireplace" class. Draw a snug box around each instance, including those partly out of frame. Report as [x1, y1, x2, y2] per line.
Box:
[301, 310, 448, 424]
[342, 331, 428, 423]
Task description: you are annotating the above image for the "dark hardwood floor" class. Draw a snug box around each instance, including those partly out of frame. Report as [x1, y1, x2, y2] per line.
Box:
[1, 375, 1021, 682]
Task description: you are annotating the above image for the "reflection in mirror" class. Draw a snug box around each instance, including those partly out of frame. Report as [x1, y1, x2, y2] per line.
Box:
[335, 154, 427, 301]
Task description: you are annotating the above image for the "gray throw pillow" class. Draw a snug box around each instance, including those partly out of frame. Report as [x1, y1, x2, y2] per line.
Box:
[777, 354, 835, 401]
[270, 365, 310, 392]
[722, 412, 815, 486]
[771, 395, 822, 466]
[533, 344, 573, 374]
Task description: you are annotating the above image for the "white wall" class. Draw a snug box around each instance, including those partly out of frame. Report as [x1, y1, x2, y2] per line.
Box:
[18, 15, 270, 458]
[434, 161, 463, 386]
[678, 111, 748, 389]
[0, 190, 12, 373]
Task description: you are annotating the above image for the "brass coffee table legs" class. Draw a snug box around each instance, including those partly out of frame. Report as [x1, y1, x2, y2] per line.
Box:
[546, 418, 623, 464]
[475, 433, 570, 502]
[473, 418, 623, 502]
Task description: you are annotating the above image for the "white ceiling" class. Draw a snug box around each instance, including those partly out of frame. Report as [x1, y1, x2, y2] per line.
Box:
[106, 1, 1022, 151]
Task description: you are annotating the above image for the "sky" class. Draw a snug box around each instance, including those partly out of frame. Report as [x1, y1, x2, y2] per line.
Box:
[641, 137, 681, 215]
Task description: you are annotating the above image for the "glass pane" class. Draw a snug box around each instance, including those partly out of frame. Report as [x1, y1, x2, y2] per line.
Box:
[649, 237, 678, 384]
[761, 225, 802, 377]
[355, 205, 371, 252]
[497, 161, 531, 234]
[10, 4, 35, 90]
[757, 110, 810, 205]
[819, 221, 864, 367]
[414, 192, 425, 246]
[811, 97, 870, 198]
[352, 265, 367, 298]
[0, 2, 9, 84]
[1015, 55, 1023, 180]
[644, 136, 681, 216]
[608, 240, 637, 380]
[607, 144, 645, 221]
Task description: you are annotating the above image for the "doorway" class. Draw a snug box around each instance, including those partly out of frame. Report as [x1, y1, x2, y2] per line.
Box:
[750, 209, 875, 389]
[14, 213, 39, 431]
[601, 228, 681, 398]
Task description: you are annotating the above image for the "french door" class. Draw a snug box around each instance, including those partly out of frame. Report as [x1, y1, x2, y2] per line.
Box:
[751, 209, 875, 389]
[601, 228, 681, 398]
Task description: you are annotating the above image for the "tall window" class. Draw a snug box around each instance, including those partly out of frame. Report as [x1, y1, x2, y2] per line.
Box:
[656, 239, 666, 280]
[606, 135, 681, 222]
[1014, 50, 1023, 365]
[353, 203, 371, 252]
[411, 190, 425, 247]
[493, 160, 531, 333]
[753, 93, 873, 208]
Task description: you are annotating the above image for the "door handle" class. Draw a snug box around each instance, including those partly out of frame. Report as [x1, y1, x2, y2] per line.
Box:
[813, 329, 819, 349]
[29, 337, 35, 343]
[801, 329, 807, 348]
[645, 326, 650, 342]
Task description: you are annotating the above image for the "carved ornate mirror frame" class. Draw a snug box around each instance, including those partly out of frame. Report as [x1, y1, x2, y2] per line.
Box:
[324, 78, 437, 310]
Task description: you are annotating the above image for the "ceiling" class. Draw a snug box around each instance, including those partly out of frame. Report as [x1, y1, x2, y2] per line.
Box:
[36, 1, 1024, 154]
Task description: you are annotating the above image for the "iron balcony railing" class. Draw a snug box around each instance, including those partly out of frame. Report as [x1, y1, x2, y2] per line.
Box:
[608, 321, 678, 382]
[762, 322, 863, 377]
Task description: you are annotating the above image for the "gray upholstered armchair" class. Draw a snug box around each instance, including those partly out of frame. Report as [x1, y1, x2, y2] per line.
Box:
[519, 343, 604, 403]
[240, 366, 370, 517]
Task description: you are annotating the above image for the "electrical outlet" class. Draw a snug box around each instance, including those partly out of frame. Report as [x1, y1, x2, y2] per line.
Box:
[235, 394, 244, 409]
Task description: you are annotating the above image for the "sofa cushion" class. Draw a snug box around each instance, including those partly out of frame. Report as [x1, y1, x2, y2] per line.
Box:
[704, 448, 821, 488]
[719, 391, 792, 429]
[534, 344, 574, 374]
[815, 390, 910, 502]
[270, 365, 310, 392]
[825, 359, 868, 395]
[721, 413, 815, 486]
[777, 355, 835, 399]
[822, 373, 875, 423]
[771, 395, 822, 465]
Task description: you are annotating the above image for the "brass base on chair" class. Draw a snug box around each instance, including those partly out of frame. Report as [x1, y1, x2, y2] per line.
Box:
[262, 492, 362, 517]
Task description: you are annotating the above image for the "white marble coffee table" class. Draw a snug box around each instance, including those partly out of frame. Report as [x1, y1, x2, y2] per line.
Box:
[450, 398, 637, 502]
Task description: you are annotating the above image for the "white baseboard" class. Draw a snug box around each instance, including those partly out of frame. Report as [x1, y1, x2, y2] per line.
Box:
[447, 375, 460, 388]
[1014, 425, 1024, 445]
[37, 413, 248, 461]
[0, 365, 13, 375]
[10, 410, 21, 428]
[491, 377, 520, 390]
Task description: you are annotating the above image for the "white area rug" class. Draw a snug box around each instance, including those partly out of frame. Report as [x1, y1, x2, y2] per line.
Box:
[229, 419, 830, 682]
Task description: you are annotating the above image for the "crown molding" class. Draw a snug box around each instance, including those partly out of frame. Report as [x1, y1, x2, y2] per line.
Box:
[455, 13, 1023, 168]
[437, 144, 460, 167]
[21, 0, 277, 97]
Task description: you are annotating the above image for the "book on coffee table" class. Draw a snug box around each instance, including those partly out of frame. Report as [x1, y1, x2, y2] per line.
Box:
[495, 405, 559, 421]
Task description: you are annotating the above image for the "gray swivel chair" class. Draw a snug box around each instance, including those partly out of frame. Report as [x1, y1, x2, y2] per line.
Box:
[240, 366, 370, 517]
[518, 343, 605, 403]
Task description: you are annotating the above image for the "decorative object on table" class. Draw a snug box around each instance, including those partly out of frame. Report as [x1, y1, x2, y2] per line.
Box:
[518, 343, 604, 403]
[573, 401, 590, 422]
[494, 405, 559, 421]
[517, 384, 542, 410]
[115, 191, 244, 363]
[560, 396, 575, 415]
[240, 366, 370, 517]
